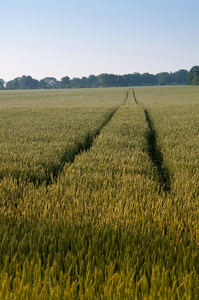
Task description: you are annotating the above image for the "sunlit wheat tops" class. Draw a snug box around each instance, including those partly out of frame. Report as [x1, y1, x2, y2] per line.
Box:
[0, 87, 199, 299]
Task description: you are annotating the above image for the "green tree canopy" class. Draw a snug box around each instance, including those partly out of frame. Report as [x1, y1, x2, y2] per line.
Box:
[188, 66, 199, 85]
[6, 78, 20, 89]
[4, 66, 199, 89]
[43, 77, 61, 88]
[0, 79, 5, 89]
[61, 76, 71, 88]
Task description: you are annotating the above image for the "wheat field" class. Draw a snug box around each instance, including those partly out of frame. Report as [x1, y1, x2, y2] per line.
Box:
[0, 86, 198, 299]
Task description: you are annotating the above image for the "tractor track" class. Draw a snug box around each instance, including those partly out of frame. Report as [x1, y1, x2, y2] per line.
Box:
[132, 89, 171, 192]
[10, 92, 129, 187]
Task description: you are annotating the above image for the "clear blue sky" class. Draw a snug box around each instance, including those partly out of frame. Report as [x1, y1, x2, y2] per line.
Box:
[1, 0, 199, 81]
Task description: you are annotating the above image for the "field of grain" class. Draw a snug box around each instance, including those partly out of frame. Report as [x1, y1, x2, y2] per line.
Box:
[0, 87, 198, 299]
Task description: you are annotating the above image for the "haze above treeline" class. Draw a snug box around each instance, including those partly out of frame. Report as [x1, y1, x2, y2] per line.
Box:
[0, 66, 199, 90]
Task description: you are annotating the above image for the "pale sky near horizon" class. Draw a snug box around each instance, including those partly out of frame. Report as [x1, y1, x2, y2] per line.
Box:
[1, 0, 199, 81]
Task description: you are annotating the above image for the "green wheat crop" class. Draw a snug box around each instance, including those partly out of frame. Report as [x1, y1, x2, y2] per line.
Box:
[0, 87, 198, 299]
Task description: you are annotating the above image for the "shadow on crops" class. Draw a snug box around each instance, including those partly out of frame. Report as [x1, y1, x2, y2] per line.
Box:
[131, 88, 171, 193]
[144, 109, 171, 193]
[132, 89, 138, 104]
[122, 90, 129, 106]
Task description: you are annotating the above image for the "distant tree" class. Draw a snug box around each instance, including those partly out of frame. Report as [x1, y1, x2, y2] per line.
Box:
[79, 77, 87, 88]
[188, 66, 199, 85]
[97, 74, 117, 87]
[87, 75, 98, 87]
[42, 77, 60, 89]
[157, 72, 174, 85]
[97, 74, 108, 87]
[141, 73, 158, 86]
[18, 75, 39, 89]
[0, 79, 5, 89]
[6, 78, 20, 89]
[61, 76, 71, 88]
[172, 69, 188, 85]
[132, 73, 142, 86]
[70, 77, 81, 88]
[120, 74, 133, 86]
[4, 68, 191, 90]
[39, 79, 49, 89]
[108, 74, 118, 87]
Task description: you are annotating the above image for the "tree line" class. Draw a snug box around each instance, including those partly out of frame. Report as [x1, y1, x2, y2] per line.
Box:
[0, 66, 199, 90]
